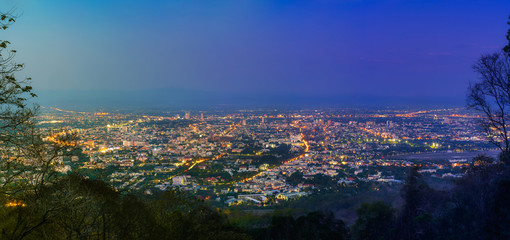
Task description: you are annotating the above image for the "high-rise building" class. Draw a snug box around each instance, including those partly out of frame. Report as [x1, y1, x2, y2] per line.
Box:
[201, 113, 204, 121]
[185, 112, 190, 120]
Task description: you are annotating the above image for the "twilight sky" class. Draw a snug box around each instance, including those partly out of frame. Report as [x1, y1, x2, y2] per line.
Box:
[4, 0, 510, 107]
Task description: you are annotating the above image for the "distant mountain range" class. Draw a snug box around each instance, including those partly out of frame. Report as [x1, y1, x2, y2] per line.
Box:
[34, 88, 466, 111]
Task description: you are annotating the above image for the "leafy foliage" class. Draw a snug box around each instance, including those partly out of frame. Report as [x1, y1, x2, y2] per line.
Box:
[0, 11, 78, 206]
[286, 171, 304, 186]
[262, 211, 349, 240]
[351, 201, 394, 240]
[0, 173, 252, 240]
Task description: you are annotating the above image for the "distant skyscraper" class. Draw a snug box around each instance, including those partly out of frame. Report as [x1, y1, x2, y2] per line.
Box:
[261, 117, 265, 124]
[242, 119, 247, 126]
[185, 112, 190, 120]
[201, 113, 204, 121]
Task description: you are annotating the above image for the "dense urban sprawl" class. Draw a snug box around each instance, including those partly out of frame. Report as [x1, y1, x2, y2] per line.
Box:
[38, 107, 494, 206]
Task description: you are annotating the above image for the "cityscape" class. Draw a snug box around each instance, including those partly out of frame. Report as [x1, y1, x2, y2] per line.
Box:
[39, 107, 493, 206]
[2, 0, 510, 239]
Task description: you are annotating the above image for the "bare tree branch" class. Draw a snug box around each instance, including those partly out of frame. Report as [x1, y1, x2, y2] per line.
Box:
[468, 52, 510, 161]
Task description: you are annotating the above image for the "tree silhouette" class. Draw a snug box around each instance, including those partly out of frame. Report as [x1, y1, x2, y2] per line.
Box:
[504, 15, 510, 55]
[266, 211, 348, 240]
[467, 52, 510, 159]
[351, 201, 394, 240]
[399, 165, 432, 240]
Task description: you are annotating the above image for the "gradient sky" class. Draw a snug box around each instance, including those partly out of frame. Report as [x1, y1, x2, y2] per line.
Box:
[3, 0, 510, 107]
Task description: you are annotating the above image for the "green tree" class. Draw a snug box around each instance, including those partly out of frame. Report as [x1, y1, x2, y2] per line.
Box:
[151, 189, 251, 240]
[0, 13, 85, 239]
[0, 10, 38, 190]
[308, 173, 335, 189]
[294, 211, 349, 240]
[0, 10, 76, 196]
[286, 171, 304, 186]
[267, 214, 295, 240]
[400, 166, 423, 239]
[351, 201, 394, 240]
[398, 165, 439, 240]
[266, 211, 348, 240]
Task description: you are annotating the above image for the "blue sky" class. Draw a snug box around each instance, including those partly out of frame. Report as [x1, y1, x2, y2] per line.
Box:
[3, 0, 510, 107]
